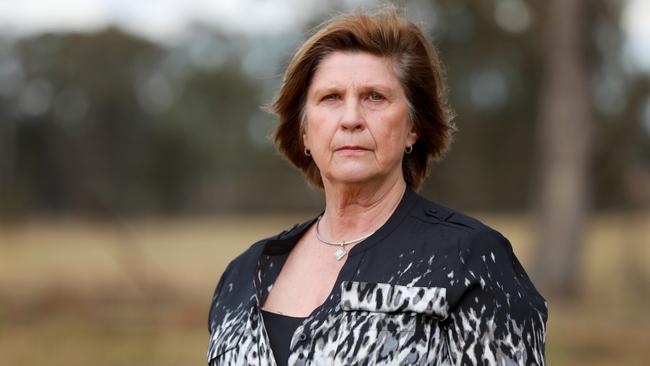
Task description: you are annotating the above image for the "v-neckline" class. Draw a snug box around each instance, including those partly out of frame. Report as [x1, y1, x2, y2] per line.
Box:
[254, 188, 418, 366]
[257, 188, 417, 318]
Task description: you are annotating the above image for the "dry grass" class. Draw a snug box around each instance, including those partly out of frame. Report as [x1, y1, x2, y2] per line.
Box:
[0, 213, 648, 365]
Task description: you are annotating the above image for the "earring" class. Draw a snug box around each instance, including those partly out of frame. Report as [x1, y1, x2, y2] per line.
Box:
[304, 148, 311, 156]
[405, 145, 413, 154]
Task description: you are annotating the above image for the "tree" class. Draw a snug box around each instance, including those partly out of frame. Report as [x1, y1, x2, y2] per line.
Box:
[533, 0, 593, 296]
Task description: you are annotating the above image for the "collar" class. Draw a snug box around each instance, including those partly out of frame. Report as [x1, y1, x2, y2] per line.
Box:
[261, 215, 320, 255]
[261, 187, 418, 257]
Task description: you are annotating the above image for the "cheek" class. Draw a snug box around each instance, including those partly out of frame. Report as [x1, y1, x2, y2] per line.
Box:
[374, 116, 409, 151]
[304, 112, 334, 149]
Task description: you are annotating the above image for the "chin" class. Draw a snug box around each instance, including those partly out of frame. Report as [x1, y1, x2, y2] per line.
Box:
[325, 169, 381, 186]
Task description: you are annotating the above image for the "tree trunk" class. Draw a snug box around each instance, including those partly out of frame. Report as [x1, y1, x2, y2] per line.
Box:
[0, 119, 16, 213]
[533, 0, 593, 297]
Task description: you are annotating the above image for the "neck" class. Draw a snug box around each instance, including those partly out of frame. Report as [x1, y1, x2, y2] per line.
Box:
[319, 175, 407, 241]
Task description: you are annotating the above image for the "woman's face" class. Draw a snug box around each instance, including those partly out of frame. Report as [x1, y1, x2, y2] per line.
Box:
[303, 51, 417, 188]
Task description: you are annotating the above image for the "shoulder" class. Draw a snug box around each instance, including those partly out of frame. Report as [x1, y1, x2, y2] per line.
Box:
[410, 193, 519, 274]
[221, 218, 313, 278]
[408, 191, 498, 240]
[406, 192, 537, 286]
[411, 192, 548, 315]
[208, 220, 309, 318]
[220, 241, 264, 280]
[393, 191, 517, 275]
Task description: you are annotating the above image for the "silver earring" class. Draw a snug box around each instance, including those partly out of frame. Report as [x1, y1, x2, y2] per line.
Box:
[405, 145, 413, 154]
[304, 148, 311, 156]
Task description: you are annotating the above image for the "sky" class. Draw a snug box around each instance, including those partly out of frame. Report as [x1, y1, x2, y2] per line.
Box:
[0, 0, 648, 71]
[622, 0, 650, 72]
[0, 0, 339, 40]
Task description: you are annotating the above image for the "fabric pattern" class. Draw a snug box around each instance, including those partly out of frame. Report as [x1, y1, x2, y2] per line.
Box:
[207, 189, 548, 365]
[340, 281, 448, 318]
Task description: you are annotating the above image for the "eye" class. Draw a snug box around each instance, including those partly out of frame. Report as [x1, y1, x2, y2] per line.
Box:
[368, 91, 385, 101]
[322, 93, 340, 101]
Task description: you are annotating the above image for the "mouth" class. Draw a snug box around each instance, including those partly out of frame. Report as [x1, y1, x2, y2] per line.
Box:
[336, 145, 370, 153]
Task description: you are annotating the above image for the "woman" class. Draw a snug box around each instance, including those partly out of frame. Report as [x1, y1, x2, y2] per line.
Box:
[207, 9, 547, 366]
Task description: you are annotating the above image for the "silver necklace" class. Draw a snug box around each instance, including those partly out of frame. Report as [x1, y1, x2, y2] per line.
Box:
[315, 216, 376, 261]
[315, 188, 406, 261]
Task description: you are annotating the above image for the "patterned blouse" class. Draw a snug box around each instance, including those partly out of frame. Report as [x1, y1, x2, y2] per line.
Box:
[207, 189, 548, 365]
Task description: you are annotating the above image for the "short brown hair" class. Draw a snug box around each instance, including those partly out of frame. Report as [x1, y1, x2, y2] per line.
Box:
[269, 8, 455, 190]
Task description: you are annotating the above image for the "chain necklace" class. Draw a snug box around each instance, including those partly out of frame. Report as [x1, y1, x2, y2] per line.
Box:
[315, 216, 375, 260]
[315, 187, 405, 261]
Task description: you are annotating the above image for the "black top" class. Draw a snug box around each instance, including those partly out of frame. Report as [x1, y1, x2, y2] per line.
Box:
[207, 188, 548, 365]
[261, 310, 307, 366]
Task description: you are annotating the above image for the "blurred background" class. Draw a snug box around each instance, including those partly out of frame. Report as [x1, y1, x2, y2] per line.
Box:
[0, 0, 648, 365]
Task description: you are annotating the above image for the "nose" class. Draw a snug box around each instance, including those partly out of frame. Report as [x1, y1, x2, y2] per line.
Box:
[339, 98, 364, 132]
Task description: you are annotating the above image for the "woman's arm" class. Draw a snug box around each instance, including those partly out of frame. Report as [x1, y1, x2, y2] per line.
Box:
[207, 261, 233, 333]
[443, 228, 548, 365]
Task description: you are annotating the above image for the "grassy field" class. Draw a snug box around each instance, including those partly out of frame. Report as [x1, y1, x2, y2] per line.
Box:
[0, 213, 648, 366]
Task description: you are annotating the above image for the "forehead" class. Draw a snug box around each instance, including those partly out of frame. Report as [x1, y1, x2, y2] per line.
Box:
[309, 51, 401, 91]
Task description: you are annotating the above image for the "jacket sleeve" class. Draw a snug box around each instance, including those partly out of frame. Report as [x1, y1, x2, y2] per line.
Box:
[207, 262, 232, 333]
[443, 228, 548, 365]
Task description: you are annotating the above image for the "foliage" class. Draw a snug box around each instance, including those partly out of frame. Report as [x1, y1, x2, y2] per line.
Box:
[0, 0, 648, 216]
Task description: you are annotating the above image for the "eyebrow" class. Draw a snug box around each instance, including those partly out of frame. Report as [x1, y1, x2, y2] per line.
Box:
[311, 84, 395, 97]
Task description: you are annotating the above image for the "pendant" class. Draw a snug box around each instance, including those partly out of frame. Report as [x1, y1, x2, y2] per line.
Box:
[334, 246, 346, 261]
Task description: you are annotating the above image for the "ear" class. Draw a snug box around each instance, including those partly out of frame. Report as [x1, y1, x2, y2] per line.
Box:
[302, 129, 309, 150]
[301, 108, 310, 150]
[406, 129, 418, 147]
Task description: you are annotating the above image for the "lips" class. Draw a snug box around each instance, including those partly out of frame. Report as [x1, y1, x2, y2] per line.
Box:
[336, 145, 370, 152]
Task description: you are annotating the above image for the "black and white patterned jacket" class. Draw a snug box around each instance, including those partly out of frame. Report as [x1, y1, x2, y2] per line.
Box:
[207, 189, 548, 365]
